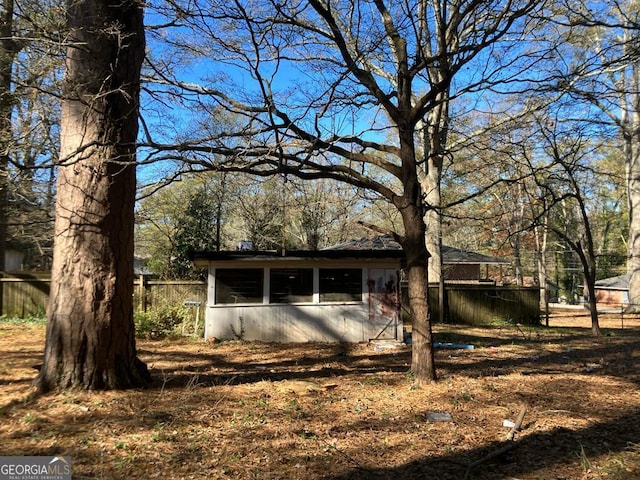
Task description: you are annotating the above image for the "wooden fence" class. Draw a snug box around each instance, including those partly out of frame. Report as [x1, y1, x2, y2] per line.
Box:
[1, 272, 539, 326]
[428, 284, 540, 325]
[0, 272, 51, 317]
[400, 284, 539, 326]
[0, 272, 207, 318]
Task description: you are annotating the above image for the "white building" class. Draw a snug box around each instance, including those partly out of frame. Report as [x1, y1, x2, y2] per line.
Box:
[191, 248, 404, 343]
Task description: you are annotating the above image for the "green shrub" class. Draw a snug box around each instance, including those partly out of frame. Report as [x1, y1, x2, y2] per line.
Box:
[134, 302, 193, 339]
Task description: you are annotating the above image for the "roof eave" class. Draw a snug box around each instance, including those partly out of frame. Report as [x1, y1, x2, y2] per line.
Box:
[191, 249, 406, 267]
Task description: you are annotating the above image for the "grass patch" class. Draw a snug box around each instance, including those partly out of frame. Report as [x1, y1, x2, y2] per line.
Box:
[0, 314, 46, 325]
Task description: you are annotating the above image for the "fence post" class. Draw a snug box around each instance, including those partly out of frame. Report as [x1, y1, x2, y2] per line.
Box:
[137, 274, 148, 313]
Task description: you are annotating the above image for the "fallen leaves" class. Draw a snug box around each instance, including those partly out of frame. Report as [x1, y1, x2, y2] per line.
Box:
[0, 311, 639, 479]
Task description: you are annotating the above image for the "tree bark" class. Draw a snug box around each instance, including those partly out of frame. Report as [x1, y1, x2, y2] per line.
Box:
[397, 118, 436, 382]
[534, 215, 549, 326]
[424, 136, 444, 324]
[403, 210, 436, 384]
[420, 88, 450, 326]
[576, 242, 601, 336]
[511, 234, 525, 286]
[0, 0, 17, 310]
[34, 0, 150, 391]
[626, 130, 640, 312]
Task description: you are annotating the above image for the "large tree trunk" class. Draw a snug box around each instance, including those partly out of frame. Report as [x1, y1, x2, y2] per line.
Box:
[402, 208, 436, 384]
[534, 215, 549, 326]
[398, 121, 436, 382]
[581, 255, 601, 337]
[34, 0, 150, 392]
[421, 94, 449, 325]
[0, 0, 18, 310]
[626, 130, 640, 313]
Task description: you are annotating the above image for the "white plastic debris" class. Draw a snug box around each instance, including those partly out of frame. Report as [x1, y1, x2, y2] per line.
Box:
[433, 342, 475, 350]
[426, 411, 453, 422]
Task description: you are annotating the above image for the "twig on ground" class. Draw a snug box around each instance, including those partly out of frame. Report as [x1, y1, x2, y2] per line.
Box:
[464, 405, 527, 479]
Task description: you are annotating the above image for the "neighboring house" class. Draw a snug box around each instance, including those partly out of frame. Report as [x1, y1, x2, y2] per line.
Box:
[594, 274, 629, 309]
[441, 245, 511, 282]
[325, 235, 510, 283]
[191, 246, 404, 343]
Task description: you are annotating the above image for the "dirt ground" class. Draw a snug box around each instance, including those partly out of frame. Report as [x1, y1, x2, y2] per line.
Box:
[1, 309, 640, 480]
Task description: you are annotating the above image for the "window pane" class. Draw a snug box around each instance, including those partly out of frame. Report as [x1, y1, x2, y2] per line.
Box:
[270, 268, 313, 303]
[319, 268, 362, 302]
[215, 268, 263, 304]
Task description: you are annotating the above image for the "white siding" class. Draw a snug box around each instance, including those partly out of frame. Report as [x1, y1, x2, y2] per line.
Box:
[204, 260, 402, 343]
[206, 304, 369, 342]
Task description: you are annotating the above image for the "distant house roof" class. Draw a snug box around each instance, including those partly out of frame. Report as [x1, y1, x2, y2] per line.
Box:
[323, 235, 403, 251]
[323, 235, 510, 265]
[441, 245, 510, 265]
[595, 274, 629, 291]
[191, 235, 509, 266]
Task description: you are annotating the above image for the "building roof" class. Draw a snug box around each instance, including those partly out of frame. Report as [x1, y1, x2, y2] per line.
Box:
[594, 274, 629, 290]
[323, 235, 403, 251]
[191, 235, 509, 266]
[441, 245, 510, 265]
[323, 235, 510, 265]
[190, 248, 405, 266]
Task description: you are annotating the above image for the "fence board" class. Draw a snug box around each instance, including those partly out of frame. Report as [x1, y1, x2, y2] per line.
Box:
[400, 284, 540, 325]
[2, 272, 538, 326]
[0, 272, 50, 317]
[1, 272, 206, 317]
[430, 284, 540, 325]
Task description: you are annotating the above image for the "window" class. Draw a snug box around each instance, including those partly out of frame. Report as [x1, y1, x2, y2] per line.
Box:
[270, 268, 313, 303]
[215, 268, 263, 304]
[319, 268, 362, 302]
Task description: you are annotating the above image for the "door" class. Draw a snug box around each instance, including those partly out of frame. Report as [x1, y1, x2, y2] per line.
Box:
[367, 269, 401, 341]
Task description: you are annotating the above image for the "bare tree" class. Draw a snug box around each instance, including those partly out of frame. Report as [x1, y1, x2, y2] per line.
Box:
[300, 180, 367, 249]
[0, 0, 65, 274]
[551, 0, 640, 312]
[34, 0, 149, 391]
[143, 0, 544, 383]
[524, 111, 603, 335]
[8, 37, 62, 269]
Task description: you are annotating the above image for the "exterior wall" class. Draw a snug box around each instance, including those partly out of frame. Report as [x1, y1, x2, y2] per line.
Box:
[204, 260, 402, 343]
[594, 289, 628, 309]
[443, 264, 480, 281]
[207, 304, 371, 342]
